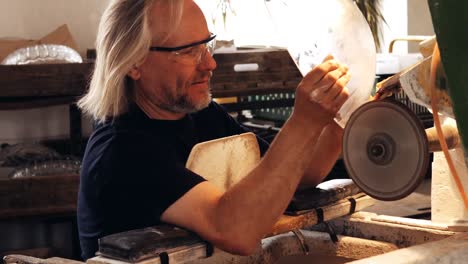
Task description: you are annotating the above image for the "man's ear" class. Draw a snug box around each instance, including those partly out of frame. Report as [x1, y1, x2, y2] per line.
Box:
[127, 66, 141, 80]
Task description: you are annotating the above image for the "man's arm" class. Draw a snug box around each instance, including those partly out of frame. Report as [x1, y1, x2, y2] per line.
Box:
[299, 121, 344, 188]
[161, 116, 326, 255]
[161, 58, 350, 256]
[297, 56, 350, 188]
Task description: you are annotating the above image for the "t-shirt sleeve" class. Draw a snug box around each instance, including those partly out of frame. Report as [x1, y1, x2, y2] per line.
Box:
[94, 133, 206, 223]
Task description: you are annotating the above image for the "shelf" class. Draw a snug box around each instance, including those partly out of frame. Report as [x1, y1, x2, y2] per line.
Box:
[0, 62, 93, 105]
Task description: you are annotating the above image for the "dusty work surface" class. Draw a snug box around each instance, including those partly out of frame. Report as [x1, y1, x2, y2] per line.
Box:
[362, 178, 431, 218]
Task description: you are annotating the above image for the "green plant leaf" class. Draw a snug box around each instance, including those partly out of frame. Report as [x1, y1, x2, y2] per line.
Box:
[354, 0, 387, 52]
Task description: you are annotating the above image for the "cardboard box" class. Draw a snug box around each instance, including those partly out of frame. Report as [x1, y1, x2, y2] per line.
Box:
[0, 24, 78, 62]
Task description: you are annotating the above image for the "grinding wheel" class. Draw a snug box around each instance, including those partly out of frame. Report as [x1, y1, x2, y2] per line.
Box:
[343, 100, 429, 201]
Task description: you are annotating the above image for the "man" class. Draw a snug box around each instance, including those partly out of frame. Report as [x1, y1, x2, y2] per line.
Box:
[77, 0, 350, 260]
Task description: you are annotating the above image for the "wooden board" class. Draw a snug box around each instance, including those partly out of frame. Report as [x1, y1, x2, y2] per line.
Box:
[270, 194, 374, 236]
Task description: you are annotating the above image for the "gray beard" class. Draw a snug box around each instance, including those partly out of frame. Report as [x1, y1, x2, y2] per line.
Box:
[159, 90, 212, 114]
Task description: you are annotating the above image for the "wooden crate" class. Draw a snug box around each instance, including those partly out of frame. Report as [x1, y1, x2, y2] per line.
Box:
[0, 174, 79, 219]
[212, 49, 301, 113]
[212, 48, 301, 97]
[0, 62, 93, 109]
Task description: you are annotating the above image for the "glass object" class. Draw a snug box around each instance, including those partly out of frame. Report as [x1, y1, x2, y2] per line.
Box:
[265, 0, 376, 127]
[9, 158, 81, 179]
[0, 143, 61, 167]
[0, 143, 81, 178]
[1, 44, 83, 65]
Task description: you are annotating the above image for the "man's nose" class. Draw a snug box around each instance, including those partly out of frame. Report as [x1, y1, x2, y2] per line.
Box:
[198, 49, 217, 71]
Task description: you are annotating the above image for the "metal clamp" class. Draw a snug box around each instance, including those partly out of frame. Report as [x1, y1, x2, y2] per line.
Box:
[291, 229, 310, 255]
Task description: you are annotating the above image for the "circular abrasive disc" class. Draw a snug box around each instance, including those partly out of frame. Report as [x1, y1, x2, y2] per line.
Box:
[343, 100, 429, 201]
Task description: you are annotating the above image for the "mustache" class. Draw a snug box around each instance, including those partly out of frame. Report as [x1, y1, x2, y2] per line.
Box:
[192, 72, 213, 83]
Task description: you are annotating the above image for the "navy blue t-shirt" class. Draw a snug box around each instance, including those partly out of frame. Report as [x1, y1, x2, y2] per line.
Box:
[77, 101, 269, 260]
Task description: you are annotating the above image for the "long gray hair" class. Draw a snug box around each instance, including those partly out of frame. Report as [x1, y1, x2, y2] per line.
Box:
[78, 0, 184, 122]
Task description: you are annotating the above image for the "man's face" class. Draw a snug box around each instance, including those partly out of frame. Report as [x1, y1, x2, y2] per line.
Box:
[134, 0, 217, 114]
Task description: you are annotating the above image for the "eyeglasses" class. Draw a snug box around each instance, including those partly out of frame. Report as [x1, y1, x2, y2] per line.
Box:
[149, 33, 216, 66]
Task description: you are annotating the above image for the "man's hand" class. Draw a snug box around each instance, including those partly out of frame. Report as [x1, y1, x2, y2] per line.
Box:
[291, 55, 351, 126]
